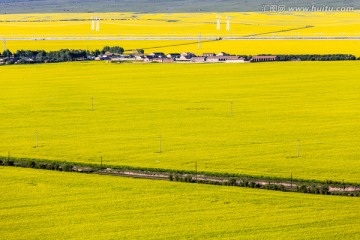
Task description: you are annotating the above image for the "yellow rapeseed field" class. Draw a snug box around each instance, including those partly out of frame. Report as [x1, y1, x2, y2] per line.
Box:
[1, 61, 360, 183]
[1, 12, 360, 55]
[1, 167, 359, 239]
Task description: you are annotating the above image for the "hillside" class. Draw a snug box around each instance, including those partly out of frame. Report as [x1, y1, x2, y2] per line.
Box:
[0, 0, 358, 14]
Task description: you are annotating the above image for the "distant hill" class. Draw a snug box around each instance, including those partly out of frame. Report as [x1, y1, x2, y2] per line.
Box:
[0, 0, 359, 14]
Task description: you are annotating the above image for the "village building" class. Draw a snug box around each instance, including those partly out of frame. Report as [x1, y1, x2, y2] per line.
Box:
[95, 55, 111, 61]
[180, 52, 196, 59]
[250, 55, 278, 62]
[143, 56, 154, 62]
[167, 53, 181, 59]
[152, 57, 164, 63]
[225, 56, 247, 63]
[135, 55, 145, 61]
[206, 56, 227, 62]
[149, 52, 166, 58]
[111, 54, 136, 62]
[217, 52, 229, 56]
[203, 53, 216, 57]
[191, 56, 207, 63]
[162, 58, 175, 63]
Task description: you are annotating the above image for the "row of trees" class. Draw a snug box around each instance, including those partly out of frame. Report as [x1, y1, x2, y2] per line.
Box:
[0, 46, 125, 64]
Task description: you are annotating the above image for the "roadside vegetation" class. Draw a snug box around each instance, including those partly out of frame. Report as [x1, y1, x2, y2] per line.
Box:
[1, 156, 359, 197]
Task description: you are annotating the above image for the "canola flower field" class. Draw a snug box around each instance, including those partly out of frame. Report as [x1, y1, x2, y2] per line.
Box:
[0, 166, 359, 239]
[1, 12, 360, 55]
[1, 61, 360, 183]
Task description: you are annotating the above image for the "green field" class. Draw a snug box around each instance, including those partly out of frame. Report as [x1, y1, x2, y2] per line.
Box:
[1, 61, 360, 183]
[0, 166, 359, 239]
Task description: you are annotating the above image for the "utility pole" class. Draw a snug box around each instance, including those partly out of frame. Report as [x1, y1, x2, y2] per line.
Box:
[158, 135, 162, 153]
[290, 172, 293, 189]
[195, 161, 198, 180]
[297, 139, 300, 158]
[35, 131, 38, 148]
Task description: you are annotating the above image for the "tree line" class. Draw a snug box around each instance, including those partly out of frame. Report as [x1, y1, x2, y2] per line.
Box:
[0, 46, 124, 64]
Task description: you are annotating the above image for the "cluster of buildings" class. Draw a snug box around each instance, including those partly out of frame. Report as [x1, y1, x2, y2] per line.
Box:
[0, 51, 279, 65]
[97, 52, 279, 63]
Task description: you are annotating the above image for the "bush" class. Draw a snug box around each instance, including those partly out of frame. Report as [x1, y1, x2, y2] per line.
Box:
[62, 164, 73, 172]
[299, 185, 308, 193]
[228, 178, 237, 186]
[184, 175, 193, 183]
[174, 174, 180, 182]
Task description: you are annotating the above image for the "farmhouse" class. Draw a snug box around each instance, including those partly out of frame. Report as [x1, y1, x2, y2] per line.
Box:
[111, 54, 136, 62]
[206, 56, 227, 62]
[250, 56, 278, 62]
[162, 58, 175, 63]
[181, 52, 196, 58]
[95, 55, 111, 61]
[217, 52, 229, 56]
[152, 57, 164, 63]
[191, 56, 207, 62]
[149, 52, 166, 58]
[143, 56, 154, 62]
[225, 56, 246, 63]
[167, 53, 181, 59]
[203, 53, 216, 57]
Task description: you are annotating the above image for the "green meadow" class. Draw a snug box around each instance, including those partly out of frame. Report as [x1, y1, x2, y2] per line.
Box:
[0, 167, 359, 239]
[1, 61, 360, 182]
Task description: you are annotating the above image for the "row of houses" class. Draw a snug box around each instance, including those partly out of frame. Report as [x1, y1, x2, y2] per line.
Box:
[0, 52, 278, 65]
[100, 52, 279, 63]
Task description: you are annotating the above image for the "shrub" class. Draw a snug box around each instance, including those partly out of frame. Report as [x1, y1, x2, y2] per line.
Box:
[299, 185, 308, 193]
[228, 178, 237, 186]
[174, 174, 180, 182]
[62, 164, 73, 172]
